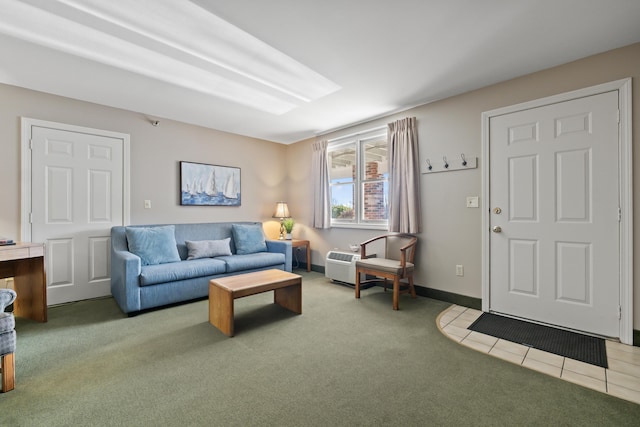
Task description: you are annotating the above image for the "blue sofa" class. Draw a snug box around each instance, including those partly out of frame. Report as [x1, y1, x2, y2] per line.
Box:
[110, 222, 292, 315]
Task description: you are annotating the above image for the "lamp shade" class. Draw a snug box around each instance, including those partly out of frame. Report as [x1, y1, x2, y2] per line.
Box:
[272, 202, 290, 219]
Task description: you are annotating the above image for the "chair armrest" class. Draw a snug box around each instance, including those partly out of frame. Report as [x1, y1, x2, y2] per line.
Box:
[398, 241, 415, 262]
[359, 235, 387, 258]
[398, 239, 417, 271]
[0, 289, 17, 312]
[399, 248, 407, 268]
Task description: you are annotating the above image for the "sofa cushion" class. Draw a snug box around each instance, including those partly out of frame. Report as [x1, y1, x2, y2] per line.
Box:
[185, 238, 232, 260]
[232, 224, 267, 255]
[139, 258, 227, 286]
[217, 252, 285, 273]
[356, 258, 414, 275]
[126, 225, 181, 266]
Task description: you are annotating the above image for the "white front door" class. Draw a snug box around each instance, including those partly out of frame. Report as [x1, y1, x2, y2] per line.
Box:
[488, 90, 620, 337]
[29, 123, 127, 305]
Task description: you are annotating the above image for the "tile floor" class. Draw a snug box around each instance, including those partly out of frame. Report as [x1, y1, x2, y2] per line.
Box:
[437, 304, 640, 405]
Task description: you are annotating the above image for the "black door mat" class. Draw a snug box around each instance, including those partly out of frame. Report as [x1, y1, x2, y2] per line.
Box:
[468, 312, 607, 368]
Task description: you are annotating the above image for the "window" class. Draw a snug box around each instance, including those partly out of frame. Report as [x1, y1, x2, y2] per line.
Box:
[328, 129, 388, 228]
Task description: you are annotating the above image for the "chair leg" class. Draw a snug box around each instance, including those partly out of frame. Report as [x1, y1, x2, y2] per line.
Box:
[392, 276, 400, 310]
[408, 276, 417, 299]
[355, 269, 361, 299]
[383, 278, 388, 292]
[1, 352, 15, 392]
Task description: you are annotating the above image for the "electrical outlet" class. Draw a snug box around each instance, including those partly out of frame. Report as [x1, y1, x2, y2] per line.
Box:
[456, 264, 464, 276]
[466, 196, 479, 208]
[144, 200, 152, 209]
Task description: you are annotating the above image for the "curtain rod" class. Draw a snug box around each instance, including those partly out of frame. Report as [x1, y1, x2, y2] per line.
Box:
[326, 125, 387, 143]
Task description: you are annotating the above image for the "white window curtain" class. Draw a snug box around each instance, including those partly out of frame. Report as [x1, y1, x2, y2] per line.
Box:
[388, 117, 422, 233]
[311, 140, 330, 228]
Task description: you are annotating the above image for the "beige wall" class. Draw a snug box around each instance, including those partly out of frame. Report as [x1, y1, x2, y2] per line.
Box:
[0, 84, 287, 241]
[2, 42, 639, 328]
[287, 42, 640, 328]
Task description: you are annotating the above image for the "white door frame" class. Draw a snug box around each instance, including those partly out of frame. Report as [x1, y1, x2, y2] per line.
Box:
[481, 78, 633, 344]
[20, 118, 131, 240]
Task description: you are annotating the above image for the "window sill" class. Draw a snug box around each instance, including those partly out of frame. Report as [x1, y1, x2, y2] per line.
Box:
[330, 223, 389, 231]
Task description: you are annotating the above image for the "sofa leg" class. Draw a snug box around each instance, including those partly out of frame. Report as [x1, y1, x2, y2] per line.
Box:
[1, 352, 15, 392]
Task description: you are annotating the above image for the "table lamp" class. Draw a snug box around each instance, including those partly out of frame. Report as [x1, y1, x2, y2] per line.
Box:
[272, 201, 290, 240]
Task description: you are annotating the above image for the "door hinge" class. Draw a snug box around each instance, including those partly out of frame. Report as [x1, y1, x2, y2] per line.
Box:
[29, 212, 33, 223]
[29, 139, 33, 149]
[618, 305, 622, 320]
[617, 110, 620, 123]
[618, 207, 622, 222]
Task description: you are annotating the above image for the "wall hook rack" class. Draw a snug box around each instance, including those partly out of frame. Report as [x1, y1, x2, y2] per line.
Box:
[422, 153, 478, 174]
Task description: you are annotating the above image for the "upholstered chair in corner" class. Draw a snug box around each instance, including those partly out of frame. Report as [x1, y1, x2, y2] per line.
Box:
[355, 234, 418, 310]
[0, 288, 16, 392]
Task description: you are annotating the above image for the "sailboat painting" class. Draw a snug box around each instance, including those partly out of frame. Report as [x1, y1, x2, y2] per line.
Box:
[180, 161, 241, 206]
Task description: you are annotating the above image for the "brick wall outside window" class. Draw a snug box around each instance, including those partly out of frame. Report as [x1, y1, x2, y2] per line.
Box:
[364, 161, 386, 220]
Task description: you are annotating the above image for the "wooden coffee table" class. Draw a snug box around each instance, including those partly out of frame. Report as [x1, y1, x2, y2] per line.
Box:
[209, 269, 302, 336]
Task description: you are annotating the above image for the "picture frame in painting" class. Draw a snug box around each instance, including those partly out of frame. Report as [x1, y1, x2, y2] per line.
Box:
[180, 161, 241, 206]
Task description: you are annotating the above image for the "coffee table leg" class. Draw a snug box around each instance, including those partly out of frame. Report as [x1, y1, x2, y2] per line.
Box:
[209, 285, 234, 336]
[274, 281, 302, 314]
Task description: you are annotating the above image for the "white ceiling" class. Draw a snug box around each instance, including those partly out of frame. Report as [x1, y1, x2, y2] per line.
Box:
[1, 0, 639, 144]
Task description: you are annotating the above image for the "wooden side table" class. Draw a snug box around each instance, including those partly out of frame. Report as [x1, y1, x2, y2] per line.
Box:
[0, 242, 47, 322]
[290, 239, 311, 272]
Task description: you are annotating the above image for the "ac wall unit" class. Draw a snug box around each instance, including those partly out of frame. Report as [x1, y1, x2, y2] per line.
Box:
[325, 250, 361, 285]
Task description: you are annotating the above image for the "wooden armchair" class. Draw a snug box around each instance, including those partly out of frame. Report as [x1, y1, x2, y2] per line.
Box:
[355, 234, 417, 310]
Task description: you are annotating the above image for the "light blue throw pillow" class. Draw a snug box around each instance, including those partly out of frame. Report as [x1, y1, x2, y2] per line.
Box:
[232, 224, 267, 255]
[125, 225, 181, 266]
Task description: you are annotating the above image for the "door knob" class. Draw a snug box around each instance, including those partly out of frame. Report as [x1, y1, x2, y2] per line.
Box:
[492, 226, 502, 233]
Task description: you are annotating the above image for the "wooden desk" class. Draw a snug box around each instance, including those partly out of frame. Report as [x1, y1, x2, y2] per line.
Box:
[0, 243, 47, 322]
[291, 239, 311, 272]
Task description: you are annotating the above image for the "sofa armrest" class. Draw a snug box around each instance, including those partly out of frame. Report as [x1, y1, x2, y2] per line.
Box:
[110, 247, 142, 314]
[266, 240, 292, 272]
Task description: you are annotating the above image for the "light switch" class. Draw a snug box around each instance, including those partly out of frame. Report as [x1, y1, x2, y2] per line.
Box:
[466, 196, 479, 208]
[144, 200, 152, 209]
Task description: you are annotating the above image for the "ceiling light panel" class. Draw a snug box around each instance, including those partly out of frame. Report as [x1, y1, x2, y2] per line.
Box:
[7, 0, 340, 114]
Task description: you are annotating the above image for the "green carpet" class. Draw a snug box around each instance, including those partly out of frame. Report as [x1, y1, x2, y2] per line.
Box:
[4, 271, 639, 426]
